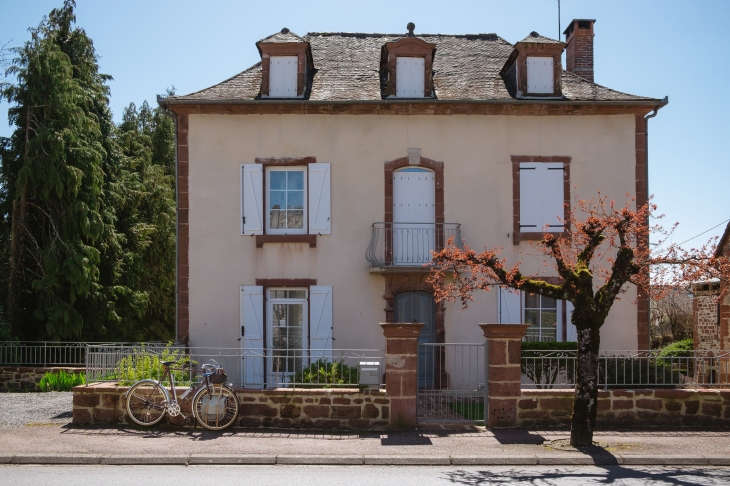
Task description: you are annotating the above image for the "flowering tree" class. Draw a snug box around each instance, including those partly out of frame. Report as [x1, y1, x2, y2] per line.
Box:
[428, 195, 729, 447]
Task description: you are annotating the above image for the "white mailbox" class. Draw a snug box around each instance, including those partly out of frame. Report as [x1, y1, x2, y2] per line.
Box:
[358, 361, 381, 387]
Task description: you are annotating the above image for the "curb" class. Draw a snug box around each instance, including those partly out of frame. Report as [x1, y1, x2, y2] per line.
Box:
[2, 454, 729, 466]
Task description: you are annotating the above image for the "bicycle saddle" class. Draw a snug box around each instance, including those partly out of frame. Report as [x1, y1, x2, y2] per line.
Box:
[160, 360, 176, 366]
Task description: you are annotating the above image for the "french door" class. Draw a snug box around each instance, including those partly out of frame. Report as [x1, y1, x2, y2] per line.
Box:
[392, 167, 436, 265]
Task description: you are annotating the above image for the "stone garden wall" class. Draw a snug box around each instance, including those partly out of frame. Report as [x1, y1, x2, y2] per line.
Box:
[0, 366, 83, 391]
[517, 388, 730, 427]
[72, 383, 390, 429]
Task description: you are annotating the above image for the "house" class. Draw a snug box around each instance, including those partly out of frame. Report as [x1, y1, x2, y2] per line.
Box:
[692, 222, 730, 352]
[158, 20, 667, 387]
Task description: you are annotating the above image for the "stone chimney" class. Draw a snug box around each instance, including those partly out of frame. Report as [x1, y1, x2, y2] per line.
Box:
[563, 19, 596, 83]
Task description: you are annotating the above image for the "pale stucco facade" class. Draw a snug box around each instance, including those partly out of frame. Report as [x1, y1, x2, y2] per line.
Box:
[185, 113, 639, 354]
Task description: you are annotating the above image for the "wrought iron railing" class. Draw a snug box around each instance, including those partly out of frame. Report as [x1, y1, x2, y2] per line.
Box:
[521, 350, 730, 390]
[86, 344, 384, 389]
[366, 222, 463, 267]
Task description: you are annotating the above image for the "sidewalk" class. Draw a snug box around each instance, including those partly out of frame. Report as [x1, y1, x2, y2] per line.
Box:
[2, 423, 730, 466]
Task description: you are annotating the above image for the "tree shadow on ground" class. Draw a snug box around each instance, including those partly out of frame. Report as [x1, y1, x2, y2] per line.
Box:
[442, 466, 730, 485]
[490, 429, 546, 445]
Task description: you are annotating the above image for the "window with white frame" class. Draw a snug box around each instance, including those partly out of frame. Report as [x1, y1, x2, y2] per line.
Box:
[396, 57, 425, 98]
[526, 56, 554, 94]
[241, 162, 331, 236]
[269, 56, 298, 98]
[241, 284, 333, 389]
[267, 167, 306, 233]
[498, 287, 576, 342]
[519, 162, 565, 233]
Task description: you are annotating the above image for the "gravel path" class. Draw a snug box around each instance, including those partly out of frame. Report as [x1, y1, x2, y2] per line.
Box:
[0, 392, 73, 428]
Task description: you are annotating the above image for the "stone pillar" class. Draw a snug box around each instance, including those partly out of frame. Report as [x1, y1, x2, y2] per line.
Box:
[480, 323, 528, 427]
[381, 322, 423, 427]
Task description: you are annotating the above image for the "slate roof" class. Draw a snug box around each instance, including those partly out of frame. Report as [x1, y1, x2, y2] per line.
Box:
[517, 32, 564, 44]
[168, 31, 656, 103]
[256, 28, 305, 45]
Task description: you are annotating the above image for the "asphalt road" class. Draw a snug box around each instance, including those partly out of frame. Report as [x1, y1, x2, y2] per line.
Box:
[3, 465, 730, 485]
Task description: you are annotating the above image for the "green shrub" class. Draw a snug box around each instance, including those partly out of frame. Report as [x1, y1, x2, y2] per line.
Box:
[39, 369, 86, 391]
[113, 343, 196, 385]
[521, 343, 576, 389]
[291, 359, 359, 388]
[658, 339, 694, 358]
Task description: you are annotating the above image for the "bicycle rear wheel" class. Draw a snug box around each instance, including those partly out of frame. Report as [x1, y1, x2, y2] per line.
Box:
[126, 381, 168, 426]
[192, 385, 239, 430]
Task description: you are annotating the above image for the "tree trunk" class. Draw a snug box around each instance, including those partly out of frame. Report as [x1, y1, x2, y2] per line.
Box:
[570, 321, 601, 447]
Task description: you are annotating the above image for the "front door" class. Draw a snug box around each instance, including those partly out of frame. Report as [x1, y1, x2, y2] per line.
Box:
[392, 168, 435, 265]
[394, 291, 436, 387]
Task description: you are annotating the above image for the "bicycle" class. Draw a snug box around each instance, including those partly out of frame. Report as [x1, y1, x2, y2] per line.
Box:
[125, 359, 239, 430]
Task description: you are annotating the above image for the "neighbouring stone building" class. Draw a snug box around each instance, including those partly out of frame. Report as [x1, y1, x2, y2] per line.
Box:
[693, 222, 730, 351]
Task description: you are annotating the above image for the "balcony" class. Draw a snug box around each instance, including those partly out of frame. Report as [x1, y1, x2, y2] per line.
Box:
[366, 222, 463, 271]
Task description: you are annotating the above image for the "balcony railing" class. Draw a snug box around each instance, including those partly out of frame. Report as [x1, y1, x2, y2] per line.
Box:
[366, 222, 463, 267]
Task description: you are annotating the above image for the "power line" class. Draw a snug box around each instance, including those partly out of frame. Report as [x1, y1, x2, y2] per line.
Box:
[675, 218, 730, 247]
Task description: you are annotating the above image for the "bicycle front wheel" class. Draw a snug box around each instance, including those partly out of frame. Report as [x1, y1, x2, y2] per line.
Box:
[126, 381, 168, 426]
[192, 385, 239, 430]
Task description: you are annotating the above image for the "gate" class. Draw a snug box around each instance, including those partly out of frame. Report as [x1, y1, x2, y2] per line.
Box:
[417, 343, 486, 423]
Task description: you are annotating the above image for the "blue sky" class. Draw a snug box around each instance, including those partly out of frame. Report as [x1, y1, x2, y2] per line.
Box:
[1, 0, 728, 247]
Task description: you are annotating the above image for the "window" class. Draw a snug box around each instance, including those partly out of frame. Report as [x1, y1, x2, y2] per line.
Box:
[241, 284, 333, 388]
[268, 56, 298, 98]
[498, 287, 576, 342]
[524, 293, 557, 341]
[526, 56, 554, 94]
[396, 57, 425, 98]
[269, 289, 308, 376]
[241, 161, 331, 237]
[512, 156, 570, 244]
[267, 167, 306, 234]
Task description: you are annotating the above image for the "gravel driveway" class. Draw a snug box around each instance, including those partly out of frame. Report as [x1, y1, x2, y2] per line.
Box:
[0, 392, 73, 428]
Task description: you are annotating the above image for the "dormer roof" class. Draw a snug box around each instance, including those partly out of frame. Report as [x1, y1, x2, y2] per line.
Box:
[166, 31, 659, 104]
[256, 28, 306, 50]
[517, 31, 564, 45]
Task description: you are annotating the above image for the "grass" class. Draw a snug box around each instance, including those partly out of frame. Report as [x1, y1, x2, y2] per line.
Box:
[447, 401, 485, 422]
[38, 369, 86, 391]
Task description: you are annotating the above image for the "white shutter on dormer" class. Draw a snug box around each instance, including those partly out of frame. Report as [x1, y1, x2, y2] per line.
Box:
[519, 162, 542, 232]
[241, 164, 263, 235]
[269, 56, 298, 98]
[309, 285, 333, 355]
[542, 163, 565, 231]
[396, 57, 425, 98]
[526, 56, 554, 94]
[308, 163, 331, 234]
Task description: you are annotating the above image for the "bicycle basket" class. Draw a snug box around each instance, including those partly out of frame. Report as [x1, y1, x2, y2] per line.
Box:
[208, 368, 228, 384]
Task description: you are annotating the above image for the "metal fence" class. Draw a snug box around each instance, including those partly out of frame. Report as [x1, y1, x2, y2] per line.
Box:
[0, 341, 161, 367]
[521, 350, 730, 390]
[418, 343, 486, 423]
[366, 222, 463, 267]
[86, 344, 384, 389]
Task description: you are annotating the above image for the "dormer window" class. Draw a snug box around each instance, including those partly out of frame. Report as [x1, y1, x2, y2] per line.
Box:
[500, 31, 565, 99]
[381, 23, 436, 99]
[269, 56, 298, 98]
[256, 28, 314, 99]
[526, 56, 554, 94]
[396, 57, 425, 97]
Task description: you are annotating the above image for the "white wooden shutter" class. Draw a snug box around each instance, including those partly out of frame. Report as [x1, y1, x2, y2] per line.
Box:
[396, 57, 425, 98]
[519, 162, 542, 232]
[542, 163, 565, 231]
[241, 286, 264, 388]
[308, 163, 331, 234]
[269, 56, 298, 98]
[498, 287, 522, 324]
[241, 164, 263, 235]
[309, 285, 333, 356]
[526, 56, 554, 94]
[565, 301, 577, 342]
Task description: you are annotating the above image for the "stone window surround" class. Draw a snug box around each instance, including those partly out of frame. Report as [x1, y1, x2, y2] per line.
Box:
[258, 43, 312, 98]
[254, 156, 318, 248]
[381, 37, 437, 98]
[511, 155, 571, 245]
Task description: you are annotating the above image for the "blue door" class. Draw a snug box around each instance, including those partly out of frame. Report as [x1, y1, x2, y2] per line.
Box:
[394, 291, 436, 388]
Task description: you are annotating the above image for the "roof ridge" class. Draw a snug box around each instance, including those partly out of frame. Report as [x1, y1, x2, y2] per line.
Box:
[305, 32, 503, 40]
